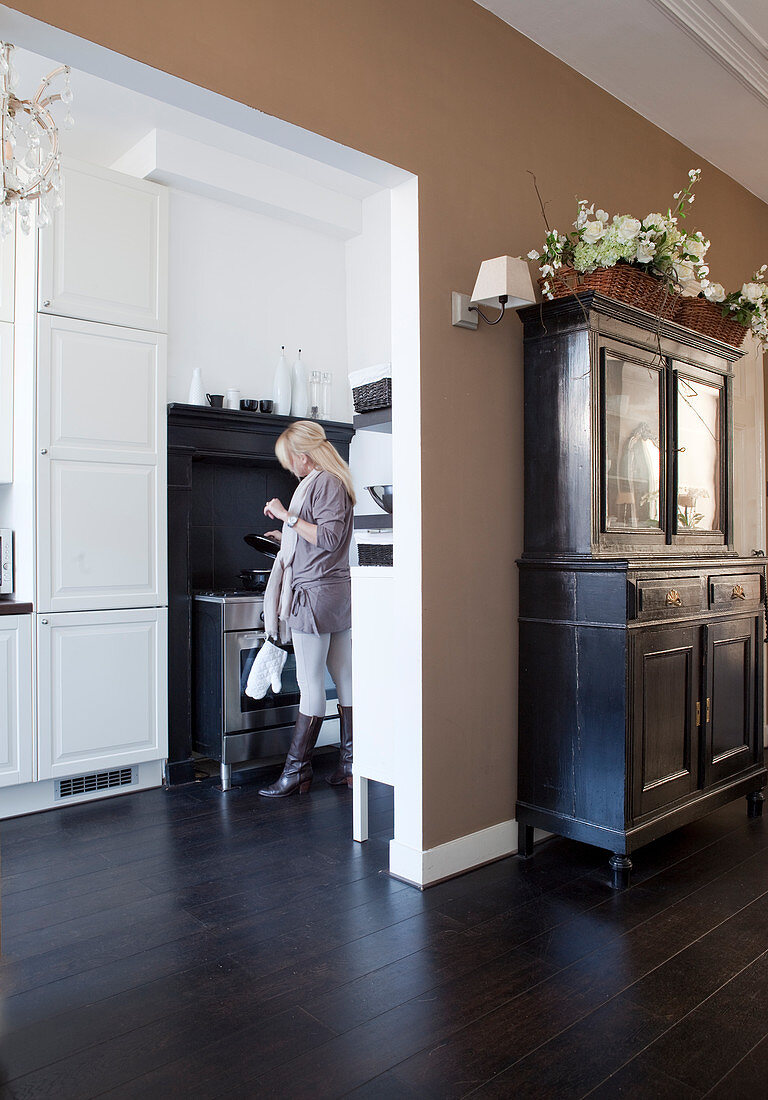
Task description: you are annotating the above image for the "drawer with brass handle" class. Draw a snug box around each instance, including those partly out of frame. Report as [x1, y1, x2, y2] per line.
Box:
[634, 577, 704, 619]
[709, 573, 762, 611]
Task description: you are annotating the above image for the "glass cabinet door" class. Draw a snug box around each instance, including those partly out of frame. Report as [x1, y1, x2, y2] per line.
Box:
[602, 353, 664, 533]
[675, 372, 722, 534]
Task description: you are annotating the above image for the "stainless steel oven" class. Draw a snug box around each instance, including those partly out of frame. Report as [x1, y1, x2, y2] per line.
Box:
[193, 591, 336, 790]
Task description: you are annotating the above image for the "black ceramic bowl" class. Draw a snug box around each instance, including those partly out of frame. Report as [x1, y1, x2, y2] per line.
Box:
[240, 399, 258, 411]
[365, 484, 393, 513]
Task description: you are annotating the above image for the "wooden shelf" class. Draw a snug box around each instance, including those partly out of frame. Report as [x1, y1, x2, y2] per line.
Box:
[353, 408, 392, 433]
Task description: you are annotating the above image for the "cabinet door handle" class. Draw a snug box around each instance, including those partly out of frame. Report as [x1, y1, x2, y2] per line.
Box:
[731, 584, 747, 600]
[40, 618, 48, 625]
[706, 697, 711, 724]
[696, 701, 701, 727]
[42, 300, 51, 308]
[666, 589, 683, 606]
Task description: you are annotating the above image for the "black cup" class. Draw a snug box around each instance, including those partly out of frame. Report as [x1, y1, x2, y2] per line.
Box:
[259, 399, 274, 414]
[206, 393, 224, 407]
[240, 398, 258, 411]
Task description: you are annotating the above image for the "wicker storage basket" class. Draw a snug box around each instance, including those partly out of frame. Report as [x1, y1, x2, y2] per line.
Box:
[675, 296, 748, 348]
[540, 264, 680, 320]
[357, 542, 393, 567]
[352, 376, 392, 414]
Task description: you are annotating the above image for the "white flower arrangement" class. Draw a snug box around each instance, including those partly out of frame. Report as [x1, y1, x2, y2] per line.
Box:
[528, 169, 710, 300]
[718, 267, 768, 350]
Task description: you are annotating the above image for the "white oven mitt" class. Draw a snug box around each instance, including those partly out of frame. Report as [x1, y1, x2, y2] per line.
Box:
[244, 638, 288, 700]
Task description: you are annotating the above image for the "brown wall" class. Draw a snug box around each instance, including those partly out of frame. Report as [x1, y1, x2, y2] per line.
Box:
[11, 0, 768, 849]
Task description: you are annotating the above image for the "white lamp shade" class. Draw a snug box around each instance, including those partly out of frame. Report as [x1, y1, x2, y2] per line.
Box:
[470, 255, 536, 310]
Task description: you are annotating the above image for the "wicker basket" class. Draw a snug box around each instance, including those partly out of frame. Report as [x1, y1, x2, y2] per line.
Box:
[357, 542, 393, 567]
[352, 377, 392, 414]
[675, 296, 748, 348]
[540, 265, 680, 320]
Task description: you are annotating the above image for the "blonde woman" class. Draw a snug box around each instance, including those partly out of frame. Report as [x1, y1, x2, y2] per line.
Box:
[259, 420, 355, 797]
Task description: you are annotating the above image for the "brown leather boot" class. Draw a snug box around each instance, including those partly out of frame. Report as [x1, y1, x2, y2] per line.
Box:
[326, 704, 353, 787]
[258, 713, 324, 798]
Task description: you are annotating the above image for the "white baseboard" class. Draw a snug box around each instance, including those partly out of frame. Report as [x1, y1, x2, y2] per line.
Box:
[389, 818, 521, 888]
[0, 759, 164, 820]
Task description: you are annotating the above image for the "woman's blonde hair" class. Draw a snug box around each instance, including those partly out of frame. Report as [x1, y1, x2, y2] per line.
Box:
[275, 420, 356, 504]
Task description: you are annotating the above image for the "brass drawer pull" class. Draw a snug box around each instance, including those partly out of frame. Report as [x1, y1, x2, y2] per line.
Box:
[731, 584, 747, 600]
[666, 589, 683, 607]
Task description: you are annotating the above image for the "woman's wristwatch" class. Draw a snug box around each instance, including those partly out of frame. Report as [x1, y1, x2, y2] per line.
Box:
[285, 514, 299, 528]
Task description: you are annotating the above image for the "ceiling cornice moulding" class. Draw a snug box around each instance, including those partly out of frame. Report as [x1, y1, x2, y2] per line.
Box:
[649, 0, 768, 106]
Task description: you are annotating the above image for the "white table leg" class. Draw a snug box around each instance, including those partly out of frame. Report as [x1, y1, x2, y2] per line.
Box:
[352, 774, 369, 842]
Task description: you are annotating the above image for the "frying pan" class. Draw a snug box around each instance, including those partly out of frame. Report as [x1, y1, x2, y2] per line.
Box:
[244, 533, 280, 559]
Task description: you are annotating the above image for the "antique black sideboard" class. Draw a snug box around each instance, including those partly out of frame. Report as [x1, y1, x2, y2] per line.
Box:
[516, 292, 767, 887]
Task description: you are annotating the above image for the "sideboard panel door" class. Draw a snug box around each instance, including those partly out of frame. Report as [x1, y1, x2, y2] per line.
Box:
[632, 624, 700, 818]
[705, 616, 757, 788]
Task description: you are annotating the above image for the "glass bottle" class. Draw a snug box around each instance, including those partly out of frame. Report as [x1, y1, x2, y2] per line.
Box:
[273, 346, 292, 415]
[321, 371, 332, 420]
[290, 349, 309, 418]
[309, 371, 322, 419]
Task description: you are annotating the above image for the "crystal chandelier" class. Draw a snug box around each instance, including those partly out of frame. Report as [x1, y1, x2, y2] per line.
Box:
[1, 41, 73, 238]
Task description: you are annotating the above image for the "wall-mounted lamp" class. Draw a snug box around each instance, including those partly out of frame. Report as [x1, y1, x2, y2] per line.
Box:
[452, 255, 536, 330]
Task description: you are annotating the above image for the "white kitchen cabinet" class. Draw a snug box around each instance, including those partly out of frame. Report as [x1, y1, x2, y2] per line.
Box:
[38, 160, 168, 332]
[0, 321, 14, 484]
[0, 615, 33, 788]
[350, 568, 399, 842]
[36, 315, 167, 613]
[37, 607, 167, 780]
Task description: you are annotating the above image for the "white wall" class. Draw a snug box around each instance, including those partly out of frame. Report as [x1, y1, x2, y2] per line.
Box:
[166, 189, 353, 422]
[346, 190, 393, 514]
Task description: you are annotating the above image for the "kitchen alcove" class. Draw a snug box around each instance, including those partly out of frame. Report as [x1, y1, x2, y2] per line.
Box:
[1, 14, 423, 882]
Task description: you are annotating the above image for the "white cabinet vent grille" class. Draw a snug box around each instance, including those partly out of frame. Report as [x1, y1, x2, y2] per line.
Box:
[56, 767, 137, 799]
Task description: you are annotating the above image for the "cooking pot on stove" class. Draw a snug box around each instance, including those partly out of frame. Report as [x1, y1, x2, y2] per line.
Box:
[238, 569, 271, 592]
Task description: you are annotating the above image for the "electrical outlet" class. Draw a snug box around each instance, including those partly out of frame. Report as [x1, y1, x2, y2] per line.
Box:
[451, 291, 478, 330]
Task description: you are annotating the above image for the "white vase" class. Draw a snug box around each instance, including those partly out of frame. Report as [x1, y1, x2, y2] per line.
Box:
[273, 346, 292, 415]
[290, 349, 309, 417]
[187, 367, 205, 406]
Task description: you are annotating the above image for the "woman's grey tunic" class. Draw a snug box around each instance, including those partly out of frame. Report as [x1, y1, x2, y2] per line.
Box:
[288, 470, 353, 635]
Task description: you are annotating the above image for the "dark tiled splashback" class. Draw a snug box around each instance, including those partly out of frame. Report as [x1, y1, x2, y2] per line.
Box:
[189, 459, 297, 591]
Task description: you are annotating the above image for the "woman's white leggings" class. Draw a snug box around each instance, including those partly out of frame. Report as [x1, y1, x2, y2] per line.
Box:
[291, 628, 353, 718]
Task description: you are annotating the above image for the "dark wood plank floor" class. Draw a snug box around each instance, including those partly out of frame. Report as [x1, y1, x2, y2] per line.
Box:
[1, 758, 767, 1099]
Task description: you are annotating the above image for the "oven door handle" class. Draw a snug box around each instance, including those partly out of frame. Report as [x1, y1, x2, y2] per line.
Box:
[229, 630, 267, 644]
